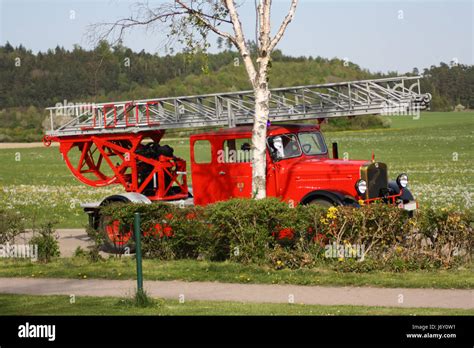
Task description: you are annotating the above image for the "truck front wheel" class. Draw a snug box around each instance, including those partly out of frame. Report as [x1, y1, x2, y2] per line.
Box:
[307, 198, 334, 208]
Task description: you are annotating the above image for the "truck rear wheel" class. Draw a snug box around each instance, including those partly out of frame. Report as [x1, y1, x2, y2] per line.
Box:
[99, 214, 135, 254]
[99, 195, 136, 254]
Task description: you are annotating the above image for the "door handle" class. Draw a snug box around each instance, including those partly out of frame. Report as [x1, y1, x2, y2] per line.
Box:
[219, 171, 226, 175]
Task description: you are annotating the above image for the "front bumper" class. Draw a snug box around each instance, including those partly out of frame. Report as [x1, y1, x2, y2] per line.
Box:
[398, 200, 417, 211]
[361, 190, 417, 211]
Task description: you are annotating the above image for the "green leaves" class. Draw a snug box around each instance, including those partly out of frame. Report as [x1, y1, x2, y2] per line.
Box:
[96, 199, 472, 271]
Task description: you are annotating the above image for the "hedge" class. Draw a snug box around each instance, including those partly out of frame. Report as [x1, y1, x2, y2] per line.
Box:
[99, 199, 473, 271]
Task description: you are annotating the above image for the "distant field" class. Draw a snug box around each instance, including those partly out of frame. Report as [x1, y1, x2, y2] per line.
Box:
[0, 112, 472, 228]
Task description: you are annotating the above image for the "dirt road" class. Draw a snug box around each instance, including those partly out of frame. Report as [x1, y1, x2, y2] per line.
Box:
[0, 142, 58, 149]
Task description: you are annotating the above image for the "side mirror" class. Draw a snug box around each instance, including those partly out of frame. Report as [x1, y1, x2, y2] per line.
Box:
[332, 142, 339, 159]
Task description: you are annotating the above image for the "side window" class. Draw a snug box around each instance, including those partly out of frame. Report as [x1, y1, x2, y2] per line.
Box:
[193, 140, 212, 164]
[267, 134, 301, 160]
[220, 138, 252, 163]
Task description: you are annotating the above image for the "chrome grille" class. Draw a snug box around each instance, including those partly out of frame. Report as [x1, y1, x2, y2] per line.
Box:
[361, 162, 388, 199]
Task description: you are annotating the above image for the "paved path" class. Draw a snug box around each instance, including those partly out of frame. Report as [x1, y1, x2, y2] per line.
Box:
[17, 229, 93, 257]
[9, 230, 474, 309]
[0, 277, 472, 309]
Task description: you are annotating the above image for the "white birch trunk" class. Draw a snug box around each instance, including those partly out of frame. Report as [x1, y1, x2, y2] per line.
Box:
[178, 0, 298, 200]
[251, 70, 271, 199]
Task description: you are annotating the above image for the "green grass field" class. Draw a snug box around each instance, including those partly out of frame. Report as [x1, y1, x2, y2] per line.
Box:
[1, 258, 472, 289]
[0, 112, 472, 227]
[0, 294, 472, 315]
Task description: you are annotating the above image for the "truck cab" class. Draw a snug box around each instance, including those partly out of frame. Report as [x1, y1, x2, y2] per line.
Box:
[190, 124, 416, 210]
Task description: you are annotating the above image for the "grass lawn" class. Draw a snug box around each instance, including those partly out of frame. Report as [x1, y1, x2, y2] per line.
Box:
[0, 258, 472, 289]
[0, 111, 472, 228]
[0, 293, 472, 315]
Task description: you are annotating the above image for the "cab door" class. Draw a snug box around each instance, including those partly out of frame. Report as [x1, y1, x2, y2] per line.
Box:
[190, 137, 229, 205]
[216, 137, 252, 199]
[266, 159, 279, 197]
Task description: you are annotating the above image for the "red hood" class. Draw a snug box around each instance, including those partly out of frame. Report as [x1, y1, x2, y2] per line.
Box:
[282, 157, 370, 176]
[271, 156, 373, 198]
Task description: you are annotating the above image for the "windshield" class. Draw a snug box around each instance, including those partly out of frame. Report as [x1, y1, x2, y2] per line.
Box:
[297, 132, 327, 155]
[268, 131, 327, 160]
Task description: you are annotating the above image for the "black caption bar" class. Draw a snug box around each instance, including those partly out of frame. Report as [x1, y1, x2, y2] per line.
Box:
[0, 316, 472, 346]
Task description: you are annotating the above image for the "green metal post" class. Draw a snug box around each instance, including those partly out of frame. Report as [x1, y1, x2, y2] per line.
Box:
[134, 212, 143, 292]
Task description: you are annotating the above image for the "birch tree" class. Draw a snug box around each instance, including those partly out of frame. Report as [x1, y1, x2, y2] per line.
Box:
[92, 0, 298, 199]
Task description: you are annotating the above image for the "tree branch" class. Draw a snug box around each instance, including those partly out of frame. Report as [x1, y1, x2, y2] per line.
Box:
[224, 0, 257, 86]
[174, 0, 237, 46]
[268, 0, 298, 52]
[88, 0, 258, 87]
[87, 6, 187, 46]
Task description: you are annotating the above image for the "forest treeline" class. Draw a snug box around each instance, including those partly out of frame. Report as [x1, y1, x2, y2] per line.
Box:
[0, 41, 472, 141]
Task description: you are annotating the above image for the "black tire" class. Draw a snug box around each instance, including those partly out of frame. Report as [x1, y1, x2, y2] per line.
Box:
[307, 198, 334, 208]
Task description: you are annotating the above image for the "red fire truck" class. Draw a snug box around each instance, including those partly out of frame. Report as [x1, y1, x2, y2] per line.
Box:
[44, 76, 430, 250]
[190, 123, 415, 208]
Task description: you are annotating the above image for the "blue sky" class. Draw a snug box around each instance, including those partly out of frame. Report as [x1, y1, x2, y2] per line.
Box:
[0, 0, 472, 73]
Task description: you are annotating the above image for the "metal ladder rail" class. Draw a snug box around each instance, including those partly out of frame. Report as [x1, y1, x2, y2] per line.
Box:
[45, 76, 430, 137]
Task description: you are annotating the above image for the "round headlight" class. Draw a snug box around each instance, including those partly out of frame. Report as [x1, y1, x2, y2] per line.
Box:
[356, 179, 367, 195]
[397, 173, 408, 188]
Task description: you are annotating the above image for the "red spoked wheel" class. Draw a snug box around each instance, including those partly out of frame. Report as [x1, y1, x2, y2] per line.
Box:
[52, 131, 188, 201]
[43, 135, 52, 147]
[60, 140, 121, 187]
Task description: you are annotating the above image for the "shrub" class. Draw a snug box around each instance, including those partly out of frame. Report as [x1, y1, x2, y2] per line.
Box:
[73, 246, 87, 258]
[206, 198, 303, 263]
[29, 222, 60, 262]
[323, 114, 390, 131]
[85, 225, 105, 262]
[0, 208, 25, 244]
[101, 203, 212, 260]
[164, 206, 213, 259]
[406, 207, 472, 267]
[94, 199, 473, 271]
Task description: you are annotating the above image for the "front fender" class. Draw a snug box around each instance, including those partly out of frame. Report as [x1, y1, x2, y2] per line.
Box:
[388, 181, 415, 202]
[300, 190, 359, 206]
